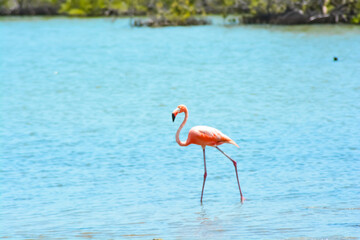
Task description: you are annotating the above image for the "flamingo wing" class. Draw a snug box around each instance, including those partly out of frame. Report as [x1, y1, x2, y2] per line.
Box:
[190, 126, 239, 147]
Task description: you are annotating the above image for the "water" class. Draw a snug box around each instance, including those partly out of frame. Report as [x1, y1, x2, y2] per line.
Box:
[1, 18, 360, 239]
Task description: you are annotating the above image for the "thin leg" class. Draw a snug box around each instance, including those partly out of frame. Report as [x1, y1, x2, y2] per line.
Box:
[216, 146, 245, 203]
[200, 147, 207, 204]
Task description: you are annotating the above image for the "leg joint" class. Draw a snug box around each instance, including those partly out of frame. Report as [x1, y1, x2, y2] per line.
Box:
[232, 160, 237, 167]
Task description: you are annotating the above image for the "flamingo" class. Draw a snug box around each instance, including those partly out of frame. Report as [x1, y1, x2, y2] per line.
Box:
[172, 104, 245, 203]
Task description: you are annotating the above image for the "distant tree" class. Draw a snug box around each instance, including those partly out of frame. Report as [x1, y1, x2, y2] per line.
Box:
[248, 0, 292, 15]
[220, 0, 235, 18]
[0, 0, 9, 13]
[349, 0, 360, 23]
[59, 0, 106, 15]
[169, 0, 196, 20]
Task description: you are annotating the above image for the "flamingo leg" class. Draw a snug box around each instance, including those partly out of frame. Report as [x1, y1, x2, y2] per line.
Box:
[200, 147, 207, 204]
[216, 146, 245, 203]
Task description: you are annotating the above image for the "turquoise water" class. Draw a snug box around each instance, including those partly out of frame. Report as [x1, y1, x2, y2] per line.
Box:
[1, 18, 360, 239]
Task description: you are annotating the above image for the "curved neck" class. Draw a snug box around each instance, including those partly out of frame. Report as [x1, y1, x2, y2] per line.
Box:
[176, 108, 189, 147]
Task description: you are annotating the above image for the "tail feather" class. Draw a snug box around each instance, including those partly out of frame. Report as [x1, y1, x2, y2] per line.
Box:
[229, 139, 240, 148]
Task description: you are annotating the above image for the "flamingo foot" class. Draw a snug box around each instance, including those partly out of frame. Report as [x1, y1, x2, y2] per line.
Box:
[241, 196, 245, 203]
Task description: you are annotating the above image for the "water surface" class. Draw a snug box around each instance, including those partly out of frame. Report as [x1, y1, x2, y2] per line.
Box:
[1, 18, 360, 239]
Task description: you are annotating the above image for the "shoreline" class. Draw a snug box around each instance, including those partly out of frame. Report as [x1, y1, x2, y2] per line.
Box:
[1, 14, 359, 26]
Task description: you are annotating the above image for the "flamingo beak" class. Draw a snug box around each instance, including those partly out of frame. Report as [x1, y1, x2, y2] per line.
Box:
[172, 108, 180, 122]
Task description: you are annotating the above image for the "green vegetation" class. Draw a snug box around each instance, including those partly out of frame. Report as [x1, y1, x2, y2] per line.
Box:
[59, 0, 106, 16]
[350, 0, 360, 23]
[0, 0, 359, 25]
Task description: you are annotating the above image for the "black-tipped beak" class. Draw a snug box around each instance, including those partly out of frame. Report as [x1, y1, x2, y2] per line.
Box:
[172, 113, 175, 122]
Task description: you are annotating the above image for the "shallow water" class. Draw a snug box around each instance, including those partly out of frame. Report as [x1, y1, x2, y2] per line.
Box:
[1, 18, 360, 239]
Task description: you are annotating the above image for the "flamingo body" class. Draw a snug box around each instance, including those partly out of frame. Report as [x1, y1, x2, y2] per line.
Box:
[187, 126, 239, 148]
[172, 104, 245, 203]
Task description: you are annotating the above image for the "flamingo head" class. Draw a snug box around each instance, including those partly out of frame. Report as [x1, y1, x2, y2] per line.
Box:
[172, 105, 186, 122]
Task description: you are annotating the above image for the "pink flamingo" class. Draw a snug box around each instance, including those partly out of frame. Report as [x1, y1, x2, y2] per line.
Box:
[172, 104, 245, 203]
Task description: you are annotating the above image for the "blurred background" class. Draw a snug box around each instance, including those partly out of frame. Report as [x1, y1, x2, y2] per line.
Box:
[0, 0, 360, 24]
[1, 1, 360, 239]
